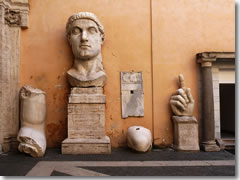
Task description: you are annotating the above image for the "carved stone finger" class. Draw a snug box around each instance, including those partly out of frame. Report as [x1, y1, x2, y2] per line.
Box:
[170, 103, 182, 115]
[170, 100, 186, 111]
[176, 88, 189, 103]
[186, 88, 194, 103]
[171, 95, 187, 107]
[178, 74, 186, 91]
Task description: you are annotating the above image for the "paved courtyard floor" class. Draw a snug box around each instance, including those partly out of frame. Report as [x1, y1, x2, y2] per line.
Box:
[0, 148, 235, 176]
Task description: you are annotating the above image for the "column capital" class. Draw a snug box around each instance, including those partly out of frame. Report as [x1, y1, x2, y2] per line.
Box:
[196, 52, 217, 67]
[0, 0, 29, 28]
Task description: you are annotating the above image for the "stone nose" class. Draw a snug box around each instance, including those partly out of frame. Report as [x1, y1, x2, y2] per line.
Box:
[81, 30, 88, 41]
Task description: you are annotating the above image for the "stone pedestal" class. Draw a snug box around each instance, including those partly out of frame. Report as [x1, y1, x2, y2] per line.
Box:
[172, 116, 200, 151]
[62, 87, 111, 154]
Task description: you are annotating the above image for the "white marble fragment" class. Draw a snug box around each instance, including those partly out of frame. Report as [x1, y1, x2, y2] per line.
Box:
[66, 12, 107, 87]
[127, 126, 152, 152]
[17, 85, 46, 157]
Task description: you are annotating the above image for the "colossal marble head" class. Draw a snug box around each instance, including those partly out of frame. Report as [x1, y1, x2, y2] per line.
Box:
[66, 12, 105, 60]
[66, 12, 107, 87]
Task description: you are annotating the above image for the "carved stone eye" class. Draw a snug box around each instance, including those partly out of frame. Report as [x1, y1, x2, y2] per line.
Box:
[72, 27, 81, 35]
[88, 27, 97, 34]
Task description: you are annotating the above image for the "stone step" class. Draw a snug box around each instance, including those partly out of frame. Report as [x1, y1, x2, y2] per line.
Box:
[222, 138, 235, 149]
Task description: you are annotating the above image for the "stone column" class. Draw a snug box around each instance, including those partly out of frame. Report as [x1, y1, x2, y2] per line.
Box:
[0, 0, 29, 152]
[197, 54, 220, 152]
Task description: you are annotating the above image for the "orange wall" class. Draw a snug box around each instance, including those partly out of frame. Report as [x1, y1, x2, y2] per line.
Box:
[20, 0, 152, 147]
[20, 0, 234, 148]
[151, 0, 235, 146]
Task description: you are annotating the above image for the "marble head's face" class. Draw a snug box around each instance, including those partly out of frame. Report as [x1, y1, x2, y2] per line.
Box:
[69, 19, 103, 60]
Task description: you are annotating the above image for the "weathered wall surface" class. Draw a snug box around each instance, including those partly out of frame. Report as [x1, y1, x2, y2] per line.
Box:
[20, 0, 234, 147]
[151, 0, 235, 146]
[20, 0, 152, 147]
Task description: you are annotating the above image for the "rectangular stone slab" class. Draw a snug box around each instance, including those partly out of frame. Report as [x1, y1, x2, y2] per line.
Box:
[62, 136, 111, 154]
[71, 87, 103, 94]
[172, 116, 200, 151]
[121, 72, 144, 118]
[68, 103, 105, 139]
[62, 87, 111, 154]
[69, 94, 106, 104]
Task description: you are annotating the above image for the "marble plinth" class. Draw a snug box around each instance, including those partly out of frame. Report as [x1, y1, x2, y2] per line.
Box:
[61, 87, 111, 154]
[172, 116, 200, 151]
[62, 136, 111, 154]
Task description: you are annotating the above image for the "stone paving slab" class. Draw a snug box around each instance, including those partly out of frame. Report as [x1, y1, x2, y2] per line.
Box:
[81, 166, 235, 176]
[26, 160, 235, 176]
[0, 148, 235, 176]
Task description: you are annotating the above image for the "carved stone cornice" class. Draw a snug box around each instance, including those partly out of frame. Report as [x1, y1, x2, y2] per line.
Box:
[0, 0, 29, 9]
[196, 52, 235, 67]
[0, 0, 29, 28]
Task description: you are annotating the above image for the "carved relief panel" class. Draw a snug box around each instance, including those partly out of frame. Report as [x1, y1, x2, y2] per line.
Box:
[121, 72, 144, 118]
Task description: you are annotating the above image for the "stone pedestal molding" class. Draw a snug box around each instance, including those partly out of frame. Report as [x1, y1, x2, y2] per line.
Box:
[172, 116, 200, 151]
[197, 53, 220, 152]
[0, 0, 29, 152]
[62, 87, 111, 154]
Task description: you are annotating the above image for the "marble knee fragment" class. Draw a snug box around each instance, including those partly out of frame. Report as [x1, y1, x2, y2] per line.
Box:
[17, 85, 47, 157]
[127, 126, 152, 152]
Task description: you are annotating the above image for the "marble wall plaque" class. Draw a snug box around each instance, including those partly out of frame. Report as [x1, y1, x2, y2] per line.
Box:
[121, 72, 144, 118]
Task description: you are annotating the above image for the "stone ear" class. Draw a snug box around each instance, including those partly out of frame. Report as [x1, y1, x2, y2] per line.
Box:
[67, 33, 71, 45]
[101, 36, 104, 44]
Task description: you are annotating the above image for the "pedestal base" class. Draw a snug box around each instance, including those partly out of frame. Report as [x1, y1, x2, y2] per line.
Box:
[201, 141, 220, 152]
[62, 87, 111, 154]
[62, 136, 111, 154]
[173, 145, 200, 151]
[172, 116, 200, 151]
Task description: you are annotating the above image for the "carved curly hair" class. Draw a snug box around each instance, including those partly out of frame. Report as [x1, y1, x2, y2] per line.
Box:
[66, 12, 105, 41]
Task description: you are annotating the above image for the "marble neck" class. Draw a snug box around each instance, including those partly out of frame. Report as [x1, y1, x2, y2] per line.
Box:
[73, 54, 102, 75]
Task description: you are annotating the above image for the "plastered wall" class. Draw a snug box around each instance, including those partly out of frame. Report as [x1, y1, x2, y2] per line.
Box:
[20, 0, 234, 147]
[20, 0, 152, 147]
[151, 0, 235, 146]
